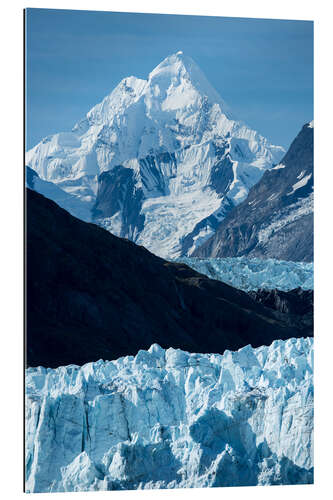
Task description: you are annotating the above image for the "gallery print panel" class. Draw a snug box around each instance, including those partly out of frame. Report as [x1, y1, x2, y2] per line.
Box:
[25, 8, 313, 493]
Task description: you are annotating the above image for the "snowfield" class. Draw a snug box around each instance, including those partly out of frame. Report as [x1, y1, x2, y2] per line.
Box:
[178, 257, 313, 291]
[25, 337, 313, 492]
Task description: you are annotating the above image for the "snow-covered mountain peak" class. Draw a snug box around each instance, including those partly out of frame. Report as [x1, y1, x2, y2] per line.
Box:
[149, 51, 202, 83]
[149, 51, 197, 79]
[148, 51, 230, 115]
[73, 51, 232, 138]
[26, 52, 285, 258]
[26, 51, 283, 183]
[82, 75, 147, 127]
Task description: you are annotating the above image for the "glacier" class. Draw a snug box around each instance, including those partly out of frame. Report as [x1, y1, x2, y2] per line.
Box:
[26, 52, 284, 258]
[177, 257, 313, 292]
[25, 337, 313, 492]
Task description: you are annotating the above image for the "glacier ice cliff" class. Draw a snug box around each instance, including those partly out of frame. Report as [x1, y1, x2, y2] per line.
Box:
[25, 337, 313, 492]
[178, 257, 313, 292]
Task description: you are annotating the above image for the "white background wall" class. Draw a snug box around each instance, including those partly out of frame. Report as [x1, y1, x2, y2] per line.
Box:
[0, 1, 330, 499]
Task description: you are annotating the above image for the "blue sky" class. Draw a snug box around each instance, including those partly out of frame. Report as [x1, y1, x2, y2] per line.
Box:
[25, 8, 313, 150]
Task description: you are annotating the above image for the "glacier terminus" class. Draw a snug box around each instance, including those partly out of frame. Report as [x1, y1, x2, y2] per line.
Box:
[25, 337, 313, 492]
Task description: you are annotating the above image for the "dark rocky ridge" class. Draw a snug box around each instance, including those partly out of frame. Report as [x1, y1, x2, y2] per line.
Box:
[249, 288, 313, 333]
[26, 166, 39, 188]
[92, 151, 179, 241]
[92, 165, 145, 241]
[194, 123, 313, 261]
[27, 188, 312, 368]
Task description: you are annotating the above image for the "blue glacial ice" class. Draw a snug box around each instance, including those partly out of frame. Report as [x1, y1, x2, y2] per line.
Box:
[177, 257, 313, 292]
[25, 337, 313, 492]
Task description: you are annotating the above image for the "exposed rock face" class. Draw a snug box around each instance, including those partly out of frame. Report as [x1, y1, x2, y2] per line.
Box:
[249, 288, 313, 333]
[194, 122, 313, 261]
[250, 288, 313, 316]
[25, 337, 314, 492]
[26, 189, 309, 368]
[92, 165, 145, 240]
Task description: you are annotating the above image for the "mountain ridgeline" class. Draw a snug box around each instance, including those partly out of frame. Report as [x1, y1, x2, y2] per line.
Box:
[27, 189, 312, 368]
[25, 53, 313, 367]
[194, 122, 313, 261]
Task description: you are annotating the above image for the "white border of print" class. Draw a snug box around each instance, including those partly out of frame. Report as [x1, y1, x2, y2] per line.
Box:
[0, 1, 331, 499]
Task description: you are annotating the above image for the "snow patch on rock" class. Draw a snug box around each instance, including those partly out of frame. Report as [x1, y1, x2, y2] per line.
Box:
[258, 193, 313, 244]
[271, 163, 286, 170]
[287, 174, 312, 196]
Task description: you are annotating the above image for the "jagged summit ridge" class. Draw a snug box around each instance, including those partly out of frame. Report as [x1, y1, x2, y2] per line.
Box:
[27, 51, 281, 181]
[26, 52, 284, 258]
[147, 51, 231, 114]
[80, 51, 231, 129]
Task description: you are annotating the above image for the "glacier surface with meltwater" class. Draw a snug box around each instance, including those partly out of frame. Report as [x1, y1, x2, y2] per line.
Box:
[25, 337, 313, 492]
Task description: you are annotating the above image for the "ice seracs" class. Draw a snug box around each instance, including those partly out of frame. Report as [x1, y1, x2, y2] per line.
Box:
[177, 256, 313, 292]
[25, 337, 313, 492]
[26, 52, 284, 258]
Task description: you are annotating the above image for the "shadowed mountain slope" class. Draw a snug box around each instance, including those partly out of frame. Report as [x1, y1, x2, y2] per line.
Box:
[27, 189, 311, 368]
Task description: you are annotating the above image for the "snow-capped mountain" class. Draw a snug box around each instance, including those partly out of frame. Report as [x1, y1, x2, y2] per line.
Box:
[26, 52, 284, 258]
[25, 337, 313, 492]
[194, 122, 314, 261]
